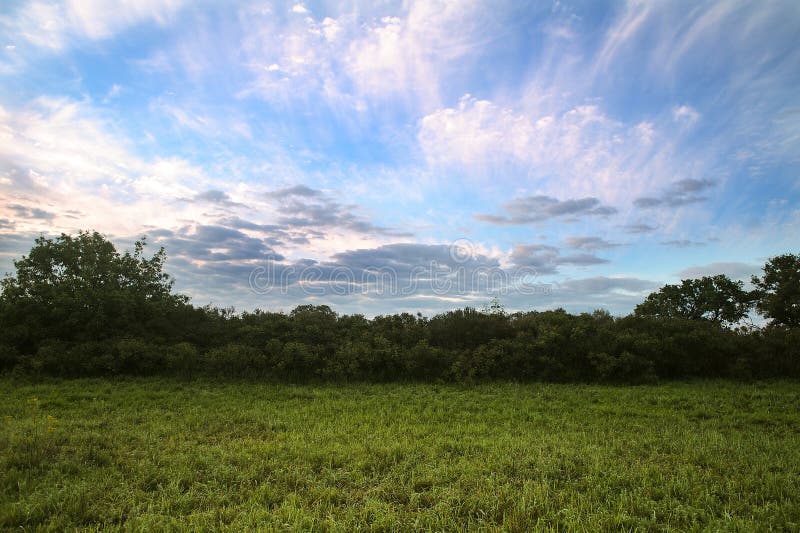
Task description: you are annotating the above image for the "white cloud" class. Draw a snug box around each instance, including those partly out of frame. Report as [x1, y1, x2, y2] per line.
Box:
[0, 97, 142, 184]
[238, 7, 346, 104]
[594, 0, 651, 74]
[417, 94, 680, 203]
[673, 105, 700, 126]
[0, 97, 211, 235]
[238, 0, 499, 112]
[0, 96, 411, 268]
[291, 4, 309, 15]
[103, 83, 122, 102]
[418, 95, 535, 166]
[677, 262, 760, 281]
[2, 0, 188, 51]
[344, 1, 493, 107]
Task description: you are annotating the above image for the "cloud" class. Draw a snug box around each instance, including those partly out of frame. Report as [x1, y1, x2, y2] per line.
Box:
[565, 236, 622, 251]
[595, 1, 799, 84]
[509, 244, 608, 274]
[103, 83, 122, 103]
[673, 105, 700, 126]
[155, 224, 284, 263]
[6, 203, 55, 220]
[267, 185, 412, 238]
[215, 241, 519, 310]
[660, 239, 705, 248]
[593, 1, 800, 172]
[0, 97, 413, 262]
[344, 3, 481, 105]
[217, 216, 321, 246]
[417, 95, 673, 201]
[475, 195, 617, 225]
[677, 262, 761, 281]
[191, 190, 247, 208]
[266, 185, 324, 199]
[558, 276, 658, 295]
[0, 97, 145, 186]
[621, 223, 657, 234]
[493, 274, 659, 316]
[238, 2, 513, 113]
[332, 243, 494, 268]
[2, 0, 188, 50]
[1, 1, 797, 318]
[634, 178, 716, 208]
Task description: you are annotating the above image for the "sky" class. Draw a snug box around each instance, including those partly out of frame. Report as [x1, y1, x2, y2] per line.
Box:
[1, 0, 799, 317]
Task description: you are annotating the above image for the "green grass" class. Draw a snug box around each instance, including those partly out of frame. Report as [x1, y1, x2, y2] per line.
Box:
[1, 379, 799, 531]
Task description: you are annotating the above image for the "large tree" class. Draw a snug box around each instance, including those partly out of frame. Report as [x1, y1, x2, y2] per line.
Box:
[634, 275, 753, 326]
[0, 231, 187, 349]
[751, 253, 800, 327]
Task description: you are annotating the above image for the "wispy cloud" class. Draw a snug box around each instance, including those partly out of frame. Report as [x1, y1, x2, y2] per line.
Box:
[0, 1, 797, 315]
[634, 178, 716, 209]
[267, 185, 324, 199]
[565, 236, 622, 251]
[621, 223, 657, 234]
[1, 0, 188, 51]
[673, 105, 700, 126]
[237, 1, 508, 112]
[267, 185, 412, 239]
[417, 94, 684, 204]
[476, 196, 616, 225]
[5, 203, 55, 221]
[677, 262, 761, 281]
[509, 244, 609, 275]
[660, 239, 705, 248]
[190, 190, 248, 209]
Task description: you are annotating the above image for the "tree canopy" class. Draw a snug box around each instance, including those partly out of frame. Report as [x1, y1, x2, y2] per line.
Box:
[633, 275, 753, 326]
[0, 231, 797, 382]
[0, 231, 186, 350]
[752, 253, 800, 327]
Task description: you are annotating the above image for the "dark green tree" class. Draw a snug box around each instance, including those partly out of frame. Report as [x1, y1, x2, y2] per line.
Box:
[0, 231, 186, 350]
[634, 275, 752, 326]
[751, 253, 800, 327]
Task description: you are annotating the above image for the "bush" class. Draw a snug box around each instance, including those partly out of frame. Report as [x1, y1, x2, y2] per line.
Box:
[205, 344, 268, 378]
[588, 351, 656, 384]
[0, 344, 19, 371]
[114, 339, 165, 375]
[165, 343, 199, 377]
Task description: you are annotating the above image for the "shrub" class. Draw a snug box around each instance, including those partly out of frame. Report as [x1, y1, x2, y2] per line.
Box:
[205, 344, 268, 378]
[114, 338, 165, 375]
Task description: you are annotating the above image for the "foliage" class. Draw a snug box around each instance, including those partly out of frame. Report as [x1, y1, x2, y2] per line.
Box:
[0, 231, 187, 352]
[0, 232, 798, 382]
[634, 275, 753, 326]
[751, 252, 800, 327]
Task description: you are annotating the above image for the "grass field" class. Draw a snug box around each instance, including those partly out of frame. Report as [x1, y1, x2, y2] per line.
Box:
[1, 379, 799, 531]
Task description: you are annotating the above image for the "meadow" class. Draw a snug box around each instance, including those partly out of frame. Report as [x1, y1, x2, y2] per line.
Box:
[1, 378, 799, 531]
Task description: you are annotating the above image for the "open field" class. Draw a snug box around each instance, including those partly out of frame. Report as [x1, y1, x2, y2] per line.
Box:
[1, 379, 799, 531]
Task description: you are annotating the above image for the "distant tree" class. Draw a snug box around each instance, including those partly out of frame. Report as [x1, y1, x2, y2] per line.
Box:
[634, 275, 752, 326]
[481, 296, 506, 316]
[0, 231, 186, 349]
[751, 253, 800, 327]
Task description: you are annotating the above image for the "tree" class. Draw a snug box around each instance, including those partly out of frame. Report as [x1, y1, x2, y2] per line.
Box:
[634, 275, 752, 326]
[0, 231, 186, 349]
[481, 296, 506, 316]
[751, 253, 800, 327]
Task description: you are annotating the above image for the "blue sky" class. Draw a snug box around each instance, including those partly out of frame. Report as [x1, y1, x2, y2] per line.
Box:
[1, 0, 798, 316]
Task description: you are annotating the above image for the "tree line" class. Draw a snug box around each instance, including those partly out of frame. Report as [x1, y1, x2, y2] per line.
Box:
[1, 231, 798, 382]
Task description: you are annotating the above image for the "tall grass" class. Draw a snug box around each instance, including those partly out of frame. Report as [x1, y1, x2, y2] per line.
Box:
[1, 378, 798, 530]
